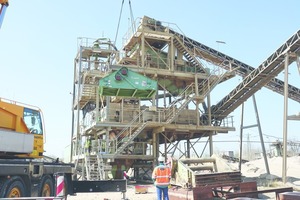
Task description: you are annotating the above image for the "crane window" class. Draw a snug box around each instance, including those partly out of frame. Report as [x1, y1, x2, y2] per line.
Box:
[23, 108, 43, 135]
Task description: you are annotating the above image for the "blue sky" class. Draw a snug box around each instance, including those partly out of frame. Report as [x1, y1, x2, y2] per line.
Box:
[1, 0, 299, 158]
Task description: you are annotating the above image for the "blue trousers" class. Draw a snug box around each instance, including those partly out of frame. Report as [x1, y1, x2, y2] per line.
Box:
[156, 186, 169, 200]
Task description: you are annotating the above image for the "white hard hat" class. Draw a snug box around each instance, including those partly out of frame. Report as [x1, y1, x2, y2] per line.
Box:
[158, 156, 164, 162]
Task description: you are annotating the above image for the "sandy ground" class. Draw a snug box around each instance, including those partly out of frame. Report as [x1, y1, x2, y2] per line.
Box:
[67, 182, 282, 200]
[68, 182, 157, 200]
[67, 155, 300, 200]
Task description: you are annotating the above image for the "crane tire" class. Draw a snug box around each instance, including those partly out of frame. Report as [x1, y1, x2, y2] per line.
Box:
[38, 175, 54, 197]
[0, 176, 27, 198]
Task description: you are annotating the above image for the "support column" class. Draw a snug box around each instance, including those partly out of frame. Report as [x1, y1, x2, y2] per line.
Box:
[187, 139, 190, 158]
[207, 91, 213, 156]
[253, 95, 270, 174]
[141, 33, 145, 68]
[96, 86, 99, 122]
[163, 81, 166, 108]
[195, 75, 200, 126]
[209, 133, 213, 156]
[155, 89, 158, 108]
[239, 95, 270, 174]
[207, 93, 211, 125]
[196, 102, 200, 126]
[297, 54, 300, 74]
[239, 103, 244, 171]
[70, 58, 77, 161]
[105, 129, 109, 153]
[106, 96, 110, 121]
[170, 37, 174, 71]
[121, 99, 124, 122]
[195, 75, 199, 96]
[153, 132, 158, 166]
[76, 46, 83, 156]
[164, 136, 167, 158]
[282, 53, 289, 183]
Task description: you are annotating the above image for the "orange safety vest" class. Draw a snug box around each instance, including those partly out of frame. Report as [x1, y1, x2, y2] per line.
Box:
[152, 165, 171, 186]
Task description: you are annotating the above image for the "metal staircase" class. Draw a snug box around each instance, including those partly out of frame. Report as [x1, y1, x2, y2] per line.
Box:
[113, 109, 149, 157]
[96, 140, 105, 180]
[198, 71, 234, 97]
[164, 71, 231, 124]
[164, 83, 195, 124]
[82, 140, 112, 180]
[84, 154, 100, 180]
[109, 72, 229, 158]
[173, 36, 206, 73]
[96, 154, 105, 180]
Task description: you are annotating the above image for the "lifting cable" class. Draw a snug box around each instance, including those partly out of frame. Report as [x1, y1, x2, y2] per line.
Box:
[129, 0, 136, 33]
[114, 0, 136, 47]
[114, 0, 125, 46]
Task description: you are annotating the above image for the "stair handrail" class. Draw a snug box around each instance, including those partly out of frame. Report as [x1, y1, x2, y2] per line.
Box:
[173, 35, 205, 72]
[114, 121, 148, 157]
[115, 120, 147, 150]
[96, 139, 105, 180]
[113, 108, 149, 154]
[115, 108, 149, 141]
[198, 70, 232, 97]
[164, 83, 195, 120]
[84, 153, 91, 180]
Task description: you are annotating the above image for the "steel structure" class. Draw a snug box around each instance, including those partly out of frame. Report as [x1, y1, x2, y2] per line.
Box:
[169, 28, 300, 121]
[71, 16, 300, 181]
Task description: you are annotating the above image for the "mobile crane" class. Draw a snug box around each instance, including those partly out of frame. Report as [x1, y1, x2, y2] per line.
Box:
[0, 0, 8, 29]
[0, 97, 126, 198]
[0, 97, 74, 198]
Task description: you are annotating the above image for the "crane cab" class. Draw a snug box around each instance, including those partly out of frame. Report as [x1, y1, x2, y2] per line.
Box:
[0, 98, 44, 159]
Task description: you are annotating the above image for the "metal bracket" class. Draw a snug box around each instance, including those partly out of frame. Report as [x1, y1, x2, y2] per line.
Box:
[72, 179, 127, 193]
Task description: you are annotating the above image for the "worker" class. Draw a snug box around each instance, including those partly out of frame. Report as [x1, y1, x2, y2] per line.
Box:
[101, 139, 106, 152]
[152, 156, 171, 200]
[85, 136, 91, 154]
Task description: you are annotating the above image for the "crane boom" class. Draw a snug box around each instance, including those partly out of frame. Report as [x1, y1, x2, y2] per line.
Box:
[0, 0, 8, 29]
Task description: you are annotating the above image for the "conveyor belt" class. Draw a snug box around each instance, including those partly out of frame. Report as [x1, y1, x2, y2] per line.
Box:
[170, 29, 300, 120]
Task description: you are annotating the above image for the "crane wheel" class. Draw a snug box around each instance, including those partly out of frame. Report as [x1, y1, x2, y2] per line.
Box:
[38, 175, 54, 197]
[0, 176, 27, 198]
